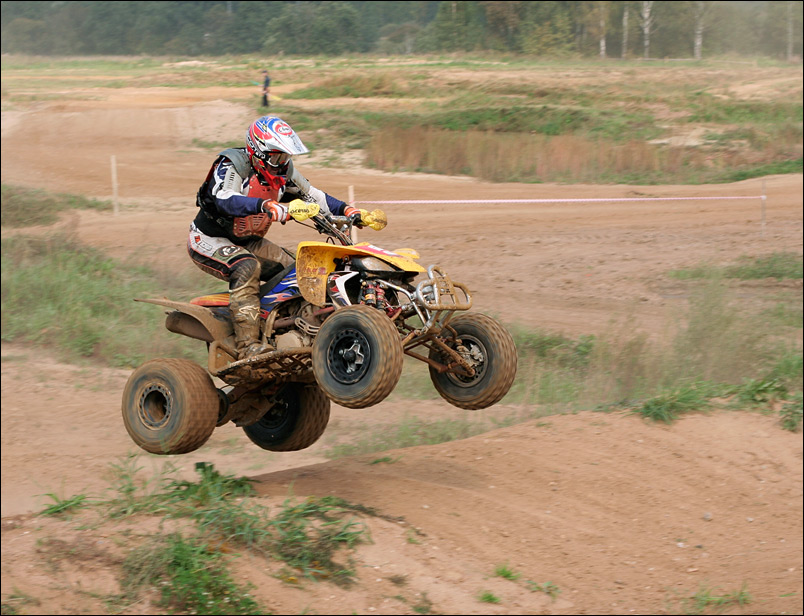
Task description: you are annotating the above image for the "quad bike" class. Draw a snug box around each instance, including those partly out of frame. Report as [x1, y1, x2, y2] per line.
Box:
[122, 202, 517, 455]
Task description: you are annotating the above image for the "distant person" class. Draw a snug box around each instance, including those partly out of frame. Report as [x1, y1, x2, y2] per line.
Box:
[261, 70, 270, 108]
[189, 116, 368, 359]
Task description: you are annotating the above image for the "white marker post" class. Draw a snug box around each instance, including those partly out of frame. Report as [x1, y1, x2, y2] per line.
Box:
[348, 185, 358, 243]
[111, 155, 119, 216]
[761, 179, 767, 237]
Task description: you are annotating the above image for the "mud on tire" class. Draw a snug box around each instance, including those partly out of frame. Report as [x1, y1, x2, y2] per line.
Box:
[242, 383, 331, 451]
[122, 358, 219, 455]
[312, 304, 403, 409]
[429, 313, 517, 410]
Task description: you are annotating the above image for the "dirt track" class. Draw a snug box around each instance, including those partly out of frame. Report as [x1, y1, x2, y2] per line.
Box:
[1, 83, 802, 615]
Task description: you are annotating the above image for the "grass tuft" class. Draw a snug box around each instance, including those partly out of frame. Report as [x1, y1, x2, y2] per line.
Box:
[164, 461, 257, 507]
[121, 533, 262, 615]
[478, 590, 501, 604]
[733, 377, 788, 406]
[780, 395, 803, 432]
[494, 562, 521, 581]
[633, 383, 712, 423]
[675, 583, 752, 614]
[526, 580, 561, 599]
[38, 493, 91, 517]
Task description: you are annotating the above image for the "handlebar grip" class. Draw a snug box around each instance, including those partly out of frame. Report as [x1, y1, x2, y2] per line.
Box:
[362, 209, 387, 231]
[288, 199, 320, 222]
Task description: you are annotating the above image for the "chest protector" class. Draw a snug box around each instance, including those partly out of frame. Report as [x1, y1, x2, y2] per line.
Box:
[196, 148, 287, 239]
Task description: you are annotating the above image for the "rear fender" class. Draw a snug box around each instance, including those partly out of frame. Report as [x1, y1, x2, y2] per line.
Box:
[136, 298, 232, 342]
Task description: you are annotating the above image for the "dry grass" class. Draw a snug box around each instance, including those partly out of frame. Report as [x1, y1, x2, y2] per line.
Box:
[367, 127, 798, 183]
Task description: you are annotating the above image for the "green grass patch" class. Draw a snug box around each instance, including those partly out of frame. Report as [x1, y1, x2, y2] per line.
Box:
[633, 382, 715, 423]
[669, 252, 803, 280]
[0, 588, 40, 615]
[685, 97, 802, 125]
[325, 414, 512, 459]
[164, 461, 257, 507]
[1, 233, 212, 367]
[494, 563, 521, 581]
[122, 533, 262, 615]
[762, 300, 803, 329]
[369, 456, 399, 465]
[409, 104, 639, 139]
[37, 493, 91, 517]
[673, 583, 752, 615]
[1, 184, 112, 227]
[724, 252, 803, 280]
[716, 155, 804, 180]
[149, 464, 366, 584]
[526, 580, 561, 599]
[366, 278, 802, 453]
[733, 377, 788, 406]
[478, 590, 501, 604]
[52, 460, 373, 600]
[780, 394, 803, 432]
[284, 71, 419, 99]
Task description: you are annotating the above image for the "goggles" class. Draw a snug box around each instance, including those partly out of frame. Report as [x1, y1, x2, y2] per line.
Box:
[262, 150, 291, 167]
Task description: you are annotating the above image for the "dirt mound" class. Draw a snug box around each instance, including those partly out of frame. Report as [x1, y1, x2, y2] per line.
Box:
[1, 382, 801, 615]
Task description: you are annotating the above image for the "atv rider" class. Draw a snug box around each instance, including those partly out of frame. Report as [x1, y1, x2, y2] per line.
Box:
[189, 115, 361, 360]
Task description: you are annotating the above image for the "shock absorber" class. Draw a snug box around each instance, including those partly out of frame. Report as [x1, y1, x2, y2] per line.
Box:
[375, 284, 387, 309]
[360, 280, 378, 307]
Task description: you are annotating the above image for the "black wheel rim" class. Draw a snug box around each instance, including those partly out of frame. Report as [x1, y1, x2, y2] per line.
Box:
[138, 383, 173, 429]
[254, 386, 299, 436]
[327, 327, 371, 384]
[443, 335, 488, 388]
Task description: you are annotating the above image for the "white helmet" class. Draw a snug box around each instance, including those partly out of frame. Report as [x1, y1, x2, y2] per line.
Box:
[245, 116, 309, 181]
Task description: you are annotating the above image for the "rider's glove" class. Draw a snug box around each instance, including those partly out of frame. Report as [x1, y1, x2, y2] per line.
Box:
[261, 200, 289, 224]
[343, 205, 365, 228]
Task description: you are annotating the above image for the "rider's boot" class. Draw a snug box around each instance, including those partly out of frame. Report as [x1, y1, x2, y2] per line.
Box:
[229, 283, 272, 360]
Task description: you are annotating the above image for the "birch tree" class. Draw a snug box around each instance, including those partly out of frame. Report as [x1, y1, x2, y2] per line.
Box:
[787, 0, 796, 62]
[693, 0, 713, 60]
[638, 0, 655, 58]
[622, 1, 630, 58]
[584, 1, 610, 58]
[597, 1, 610, 58]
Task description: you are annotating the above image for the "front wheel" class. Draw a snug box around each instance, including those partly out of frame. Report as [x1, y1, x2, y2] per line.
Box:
[312, 305, 403, 408]
[242, 383, 331, 451]
[429, 313, 517, 410]
[122, 358, 219, 454]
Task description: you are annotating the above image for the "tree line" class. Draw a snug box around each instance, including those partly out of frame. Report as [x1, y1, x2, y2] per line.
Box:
[1, 1, 801, 60]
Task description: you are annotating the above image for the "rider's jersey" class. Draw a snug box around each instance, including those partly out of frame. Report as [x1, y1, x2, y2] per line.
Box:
[194, 152, 348, 242]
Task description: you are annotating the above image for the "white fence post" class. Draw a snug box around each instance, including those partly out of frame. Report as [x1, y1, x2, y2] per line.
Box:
[111, 155, 119, 216]
[348, 185, 358, 243]
[761, 179, 767, 237]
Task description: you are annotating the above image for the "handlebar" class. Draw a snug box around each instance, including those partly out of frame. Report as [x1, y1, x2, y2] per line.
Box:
[289, 200, 386, 246]
[311, 212, 356, 246]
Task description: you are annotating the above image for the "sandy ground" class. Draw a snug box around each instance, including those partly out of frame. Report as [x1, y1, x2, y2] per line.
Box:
[1, 81, 802, 615]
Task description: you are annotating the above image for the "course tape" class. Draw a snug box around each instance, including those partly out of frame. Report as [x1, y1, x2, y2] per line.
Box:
[354, 196, 764, 205]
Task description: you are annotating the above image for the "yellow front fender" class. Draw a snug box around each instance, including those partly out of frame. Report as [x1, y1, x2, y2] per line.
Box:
[296, 242, 425, 306]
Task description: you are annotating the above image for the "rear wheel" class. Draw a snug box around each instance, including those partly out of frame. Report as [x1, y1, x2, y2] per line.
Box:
[312, 305, 403, 408]
[242, 383, 330, 451]
[122, 358, 219, 454]
[429, 314, 517, 410]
